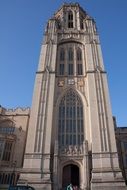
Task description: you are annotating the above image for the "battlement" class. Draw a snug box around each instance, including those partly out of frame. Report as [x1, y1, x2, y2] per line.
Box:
[0, 106, 30, 116]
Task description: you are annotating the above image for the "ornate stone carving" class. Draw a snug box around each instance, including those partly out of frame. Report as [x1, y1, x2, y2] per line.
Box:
[67, 78, 75, 85]
[59, 143, 88, 156]
[77, 80, 84, 87]
[58, 80, 65, 87]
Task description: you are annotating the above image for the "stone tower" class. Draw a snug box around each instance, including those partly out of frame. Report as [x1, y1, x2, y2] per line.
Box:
[20, 3, 126, 190]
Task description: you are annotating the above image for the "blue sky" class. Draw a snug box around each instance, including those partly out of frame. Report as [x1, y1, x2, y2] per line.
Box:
[0, 0, 127, 127]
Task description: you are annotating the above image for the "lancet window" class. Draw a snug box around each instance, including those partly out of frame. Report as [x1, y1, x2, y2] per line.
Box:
[68, 11, 73, 28]
[80, 16, 84, 29]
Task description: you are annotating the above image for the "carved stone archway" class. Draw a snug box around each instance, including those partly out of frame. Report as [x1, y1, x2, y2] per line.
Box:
[62, 164, 79, 188]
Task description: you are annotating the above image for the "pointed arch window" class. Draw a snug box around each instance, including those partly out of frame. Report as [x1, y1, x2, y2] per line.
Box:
[58, 89, 84, 147]
[76, 48, 83, 75]
[68, 11, 73, 28]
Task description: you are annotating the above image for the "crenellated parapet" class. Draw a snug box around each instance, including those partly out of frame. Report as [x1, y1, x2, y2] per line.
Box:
[0, 106, 30, 116]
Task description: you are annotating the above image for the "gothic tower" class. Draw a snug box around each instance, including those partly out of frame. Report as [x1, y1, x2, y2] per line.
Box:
[20, 3, 126, 190]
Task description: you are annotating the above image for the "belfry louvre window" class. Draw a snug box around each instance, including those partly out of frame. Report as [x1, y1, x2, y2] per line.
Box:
[80, 16, 84, 29]
[68, 48, 73, 61]
[77, 64, 83, 75]
[68, 48, 74, 75]
[60, 48, 65, 61]
[68, 11, 73, 28]
[59, 64, 64, 75]
[68, 64, 73, 75]
[59, 48, 65, 75]
[77, 48, 82, 61]
[58, 89, 84, 147]
[77, 48, 83, 75]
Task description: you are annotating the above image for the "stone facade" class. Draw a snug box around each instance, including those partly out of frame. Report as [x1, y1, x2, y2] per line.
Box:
[0, 3, 127, 190]
[19, 3, 126, 190]
[115, 126, 127, 185]
[0, 106, 30, 188]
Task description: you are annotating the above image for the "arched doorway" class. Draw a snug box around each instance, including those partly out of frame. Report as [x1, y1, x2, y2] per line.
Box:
[62, 164, 79, 188]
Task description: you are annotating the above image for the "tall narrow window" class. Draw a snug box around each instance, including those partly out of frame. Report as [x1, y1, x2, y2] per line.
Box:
[76, 48, 83, 75]
[68, 64, 73, 75]
[58, 89, 84, 147]
[57, 16, 61, 29]
[80, 17, 84, 29]
[68, 48, 73, 61]
[77, 48, 82, 61]
[77, 64, 83, 75]
[68, 11, 73, 28]
[59, 64, 64, 75]
[2, 141, 12, 161]
[59, 48, 65, 75]
[68, 48, 73, 75]
[60, 48, 65, 61]
[0, 140, 4, 160]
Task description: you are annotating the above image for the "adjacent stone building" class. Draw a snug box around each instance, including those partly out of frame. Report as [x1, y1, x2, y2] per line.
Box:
[115, 126, 127, 184]
[0, 3, 127, 190]
[0, 106, 29, 188]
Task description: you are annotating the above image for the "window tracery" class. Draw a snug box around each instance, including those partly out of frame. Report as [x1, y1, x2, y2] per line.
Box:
[58, 89, 84, 147]
[58, 44, 84, 76]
